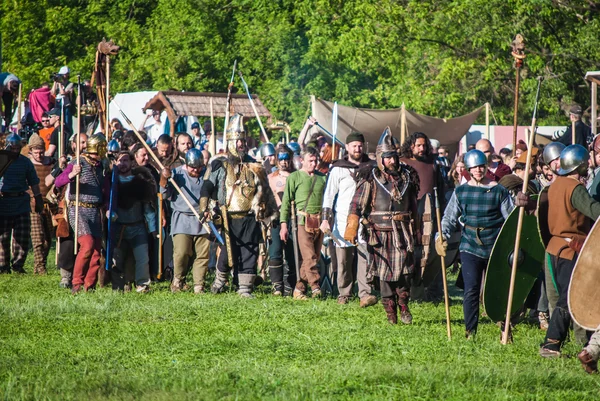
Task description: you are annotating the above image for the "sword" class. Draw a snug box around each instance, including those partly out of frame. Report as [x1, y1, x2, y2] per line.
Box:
[206, 220, 225, 246]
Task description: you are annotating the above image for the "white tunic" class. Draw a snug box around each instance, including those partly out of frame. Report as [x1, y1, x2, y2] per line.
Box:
[322, 163, 362, 247]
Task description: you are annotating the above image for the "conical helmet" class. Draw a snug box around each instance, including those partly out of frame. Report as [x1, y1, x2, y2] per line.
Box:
[226, 113, 246, 156]
[5, 132, 23, 150]
[375, 127, 399, 171]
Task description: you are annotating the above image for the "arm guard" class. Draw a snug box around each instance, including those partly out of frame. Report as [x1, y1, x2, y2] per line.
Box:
[343, 214, 360, 244]
[321, 207, 334, 226]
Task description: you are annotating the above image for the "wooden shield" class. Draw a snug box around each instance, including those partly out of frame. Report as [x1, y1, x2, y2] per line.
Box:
[483, 197, 545, 322]
[568, 218, 600, 331]
[536, 186, 551, 247]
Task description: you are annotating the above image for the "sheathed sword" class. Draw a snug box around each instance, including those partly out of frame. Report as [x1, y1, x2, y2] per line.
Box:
[290, 201, 301, 282]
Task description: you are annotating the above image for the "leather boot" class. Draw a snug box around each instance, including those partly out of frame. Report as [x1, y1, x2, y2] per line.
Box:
[211, 270, 229, 294]
[382, 297, 397, 324]
[238, 274, 256, 298]
[171, 277, 183, 293]
[397, 290, 413, 325]
[269, 264, 284, 296]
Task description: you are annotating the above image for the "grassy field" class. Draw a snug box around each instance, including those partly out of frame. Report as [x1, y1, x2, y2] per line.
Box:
[1, 248, 599, 400]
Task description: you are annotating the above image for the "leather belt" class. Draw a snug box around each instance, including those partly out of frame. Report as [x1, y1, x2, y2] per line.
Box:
[464, 224, 488, 246]
[369, 211, 411, 221]
[74, 201, 102, 208]
[0, 191, 26, 197]
[228, 211, 254, 219]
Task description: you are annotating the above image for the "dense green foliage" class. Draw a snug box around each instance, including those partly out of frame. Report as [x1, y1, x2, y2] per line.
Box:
[2, 0, 600, 131]
[1, 250, 599, 400]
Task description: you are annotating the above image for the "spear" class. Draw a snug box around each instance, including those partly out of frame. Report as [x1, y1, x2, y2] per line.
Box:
[332, 102, 339, 161]
[114, 103, 223, 244]
[510, 34, 526, 154]
[238, 71, 269, 143]
[223, 60, 237, 144]
[434, 187, 452, 340]
[501, 76, 543, 345]
[74, 75, 82, 254]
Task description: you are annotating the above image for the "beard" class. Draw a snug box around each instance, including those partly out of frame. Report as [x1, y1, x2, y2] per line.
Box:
[384, 167, 400, 177]
[227, 153, 242, 166]
[349, 152, 363, 162]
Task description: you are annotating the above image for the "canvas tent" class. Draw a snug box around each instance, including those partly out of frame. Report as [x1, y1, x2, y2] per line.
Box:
[309, 96, 483, 155]
[142, 91, 272, 135]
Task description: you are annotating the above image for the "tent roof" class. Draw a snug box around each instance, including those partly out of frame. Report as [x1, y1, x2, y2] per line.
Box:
[142, 91, 272, 119]
[585, 71, 600, 85]
[310, 96, 483, 152]
[142, 91, 272, 136]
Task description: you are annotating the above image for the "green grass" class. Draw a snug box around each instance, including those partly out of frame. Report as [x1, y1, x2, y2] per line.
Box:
[1, 248, 599, 400]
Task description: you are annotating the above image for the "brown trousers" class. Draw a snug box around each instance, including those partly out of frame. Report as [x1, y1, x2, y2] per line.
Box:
[173, 234, 210, 287]
[295, 225, 323, 293]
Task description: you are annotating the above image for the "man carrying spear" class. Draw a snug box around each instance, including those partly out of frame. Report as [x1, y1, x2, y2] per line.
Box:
[200, 113, 278, 298]
[436, 149, 518, 338]
[54, 133, 108, 294]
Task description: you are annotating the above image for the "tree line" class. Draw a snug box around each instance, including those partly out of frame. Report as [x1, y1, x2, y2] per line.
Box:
[3, 0, 600, 133]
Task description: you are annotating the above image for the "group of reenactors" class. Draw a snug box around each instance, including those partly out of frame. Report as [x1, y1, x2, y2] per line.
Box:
[2, 102, 600, 375]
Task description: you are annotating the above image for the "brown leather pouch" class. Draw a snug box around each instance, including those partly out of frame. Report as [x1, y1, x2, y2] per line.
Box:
[56, 217, 70, 238]
[305, 213, 320, 232]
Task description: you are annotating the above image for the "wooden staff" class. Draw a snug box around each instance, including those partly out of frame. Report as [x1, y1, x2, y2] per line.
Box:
[55, 237, 60, 266]
[16, 83, 22, 132]
[434, 187, 452, 340]
[501, 76, 542, 345]
[572, 119, 576, 145]
[510, 34, 526, 154]
[114, 103, 204, 221]
[106, 55, 110, 138]
[209, 98, 216, 156]
[485, 102, 490, 140]
[59, 102, 64, 158]
[157, 192, 163, 280]
[74, 76, 82, 254]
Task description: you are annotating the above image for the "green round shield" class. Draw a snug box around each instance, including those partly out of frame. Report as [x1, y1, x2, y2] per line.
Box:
[483, 196, 545, 322]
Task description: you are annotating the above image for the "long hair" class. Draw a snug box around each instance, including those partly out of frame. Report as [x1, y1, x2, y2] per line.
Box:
[400, 132, 434, 161]
[449, 154, 465, 187]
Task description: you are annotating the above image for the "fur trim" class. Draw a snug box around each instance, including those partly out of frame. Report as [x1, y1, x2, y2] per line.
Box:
[247, 162, 279, 224]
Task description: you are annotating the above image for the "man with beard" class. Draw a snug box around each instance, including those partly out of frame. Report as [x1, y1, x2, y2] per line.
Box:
[437, 149, 515, 339]
[27, 134, 57, 274]
[152, 134, 177, 170]
[539, 145, 600, 357]
[110, 151, 157, 293]
[172, 132, 194, 169]
[267, 144, 297, 296]
[55, 134, 108, 293]
[200, 114, 277, 297]
[0, 133, 43, 274]
[161, 149, 210, 293]
[46, 133, 88, 288]
[279, 146, 327, 300]
[399, 132, 446, 301]
[321, 132, 377, 306]
[345, 128, 419, 324]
